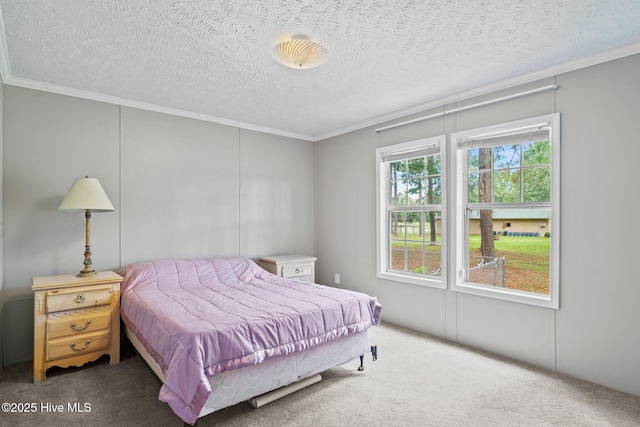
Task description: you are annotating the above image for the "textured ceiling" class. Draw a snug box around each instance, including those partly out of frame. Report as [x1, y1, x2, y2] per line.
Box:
[1, 0, 640, 140]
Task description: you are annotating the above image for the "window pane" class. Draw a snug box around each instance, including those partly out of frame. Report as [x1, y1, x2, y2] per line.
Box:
[389, 162, 407, 206]
[523, 141, 550, 166]
[416, 211, 442, 275]
[477, 147, 493, 204]
[469, 170, 492, 204]
[424, 176, 441, 205]
[406, 176, 423, 205]
[468, 148, 479, 172]
[494, 144, 520, 169]
[466, 209, 550, 295]
[467, 172, 479, 203]
[391, 160, 408, 181]
[389, 241, 406, 272]
[426, 154, 441, 175]
[390, 211, 405, 238]
[523, 166, 551, 202]
[405, 211, 421, 232]
[425, 154, 441, 205]
[407, 157, 426, 177]
[494, 168, 521, 203]
[389, 211, 406, 271]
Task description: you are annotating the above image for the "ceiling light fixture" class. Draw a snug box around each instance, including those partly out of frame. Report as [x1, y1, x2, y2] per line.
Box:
[272, 35, 328, 69]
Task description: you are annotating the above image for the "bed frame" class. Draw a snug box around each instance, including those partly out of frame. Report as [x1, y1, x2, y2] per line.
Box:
[126, 326, 376, 425]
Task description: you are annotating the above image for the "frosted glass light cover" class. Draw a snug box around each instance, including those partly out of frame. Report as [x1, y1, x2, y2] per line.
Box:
[272, 35, 328, 69]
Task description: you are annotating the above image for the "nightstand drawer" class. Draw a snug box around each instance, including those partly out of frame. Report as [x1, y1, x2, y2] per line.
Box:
[47, 331, 110, 361]
[259, 255, 317, 284]
[47, 307, 110, 339]
[282, 264, 312, 278]
[46, 287, 112, 313]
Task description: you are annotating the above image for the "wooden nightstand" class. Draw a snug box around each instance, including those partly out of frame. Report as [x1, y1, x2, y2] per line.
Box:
[259, 255, 317, 283]
[31, 271, 123, 382]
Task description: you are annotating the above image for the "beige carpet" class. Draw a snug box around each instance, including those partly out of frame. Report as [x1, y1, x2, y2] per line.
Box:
[2, 322, 639, 426]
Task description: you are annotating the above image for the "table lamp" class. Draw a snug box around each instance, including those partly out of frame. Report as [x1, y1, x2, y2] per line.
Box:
[59, 176, 114, 277]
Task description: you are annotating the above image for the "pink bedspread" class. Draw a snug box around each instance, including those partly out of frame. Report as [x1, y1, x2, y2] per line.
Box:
[119, 257, 381, 425]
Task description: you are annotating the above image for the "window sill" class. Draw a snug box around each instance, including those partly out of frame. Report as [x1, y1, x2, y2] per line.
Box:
[378, 270, 446, 289]
[452, 281, 558, 309]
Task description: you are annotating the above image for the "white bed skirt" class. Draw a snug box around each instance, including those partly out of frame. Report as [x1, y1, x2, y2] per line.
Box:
[126, 326, 370, 419]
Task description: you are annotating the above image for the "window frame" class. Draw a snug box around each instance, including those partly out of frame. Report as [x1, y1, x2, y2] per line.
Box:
[451, 113, 560, 308]
[376, 135, 447, 288]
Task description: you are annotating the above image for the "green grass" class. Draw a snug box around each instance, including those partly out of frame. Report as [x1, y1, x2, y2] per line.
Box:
[391, 233, 548, 256]
[390, 232, 440, 247]
[468, 234, 550, 293]
[391, 232, 550, 293]
[467, 234, 550, 255]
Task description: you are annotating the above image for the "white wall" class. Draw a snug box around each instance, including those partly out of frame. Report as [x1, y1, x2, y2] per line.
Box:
[1, 86, 315, 364]
[314, 54, 640, 396]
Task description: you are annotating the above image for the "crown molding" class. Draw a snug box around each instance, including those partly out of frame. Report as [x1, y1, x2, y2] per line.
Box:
[1, 20, 639, 143]
[3, 76, 315, 141]
[316, 40, 640, 141]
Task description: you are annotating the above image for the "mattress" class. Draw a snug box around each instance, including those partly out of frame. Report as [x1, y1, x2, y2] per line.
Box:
[127, 325, 371, 417]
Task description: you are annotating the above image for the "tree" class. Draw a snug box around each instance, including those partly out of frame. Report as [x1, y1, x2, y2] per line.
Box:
[478, 147, 495, 260]
[390, 161, 403, 235]
[522, 141, 551, 202]
[426, 156, 438, 244]
[407, 157, 425, 236]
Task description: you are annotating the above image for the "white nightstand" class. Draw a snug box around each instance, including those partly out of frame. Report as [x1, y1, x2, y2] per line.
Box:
[259, 255, 317, 283]
[31, 271, 123, 382]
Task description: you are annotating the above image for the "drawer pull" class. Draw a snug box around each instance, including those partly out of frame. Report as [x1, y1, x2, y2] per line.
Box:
[75, 294, 85, 304]
[69, 340, 91, 352]
[69, 320, 92, 332]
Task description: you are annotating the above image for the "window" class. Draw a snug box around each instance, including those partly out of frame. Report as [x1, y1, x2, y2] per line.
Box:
[376, 136, 446, 288]
[452, 114, 560, 308]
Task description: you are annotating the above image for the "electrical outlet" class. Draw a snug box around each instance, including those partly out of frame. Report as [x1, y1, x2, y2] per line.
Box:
[334, 273, 341, 284]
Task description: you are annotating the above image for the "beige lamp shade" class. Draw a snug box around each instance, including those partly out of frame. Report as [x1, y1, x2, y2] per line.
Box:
[59, 177, 114, 212]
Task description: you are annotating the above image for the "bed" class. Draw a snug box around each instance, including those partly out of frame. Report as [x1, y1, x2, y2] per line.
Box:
[119, 256, 382, 425]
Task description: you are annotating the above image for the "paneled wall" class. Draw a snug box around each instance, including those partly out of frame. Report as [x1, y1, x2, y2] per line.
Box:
[0, 74, 4, 372]
[3, 54, 639, 398]
[314, 54, 640, 396]
[2, 87, 314, 364]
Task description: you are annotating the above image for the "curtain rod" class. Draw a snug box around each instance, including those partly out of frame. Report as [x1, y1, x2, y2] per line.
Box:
[375, 84, 559, 133]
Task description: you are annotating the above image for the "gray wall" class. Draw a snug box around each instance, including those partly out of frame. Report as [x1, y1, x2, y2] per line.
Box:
[2, 54, 639, 398]
[2, 86, 314, 364]
[314, 54, 640, 396]
[0, 72, 4, 373]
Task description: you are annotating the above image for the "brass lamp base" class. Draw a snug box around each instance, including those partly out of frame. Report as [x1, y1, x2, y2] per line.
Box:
[77, 239, 96, 277]
[77, 269, 97, 277]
